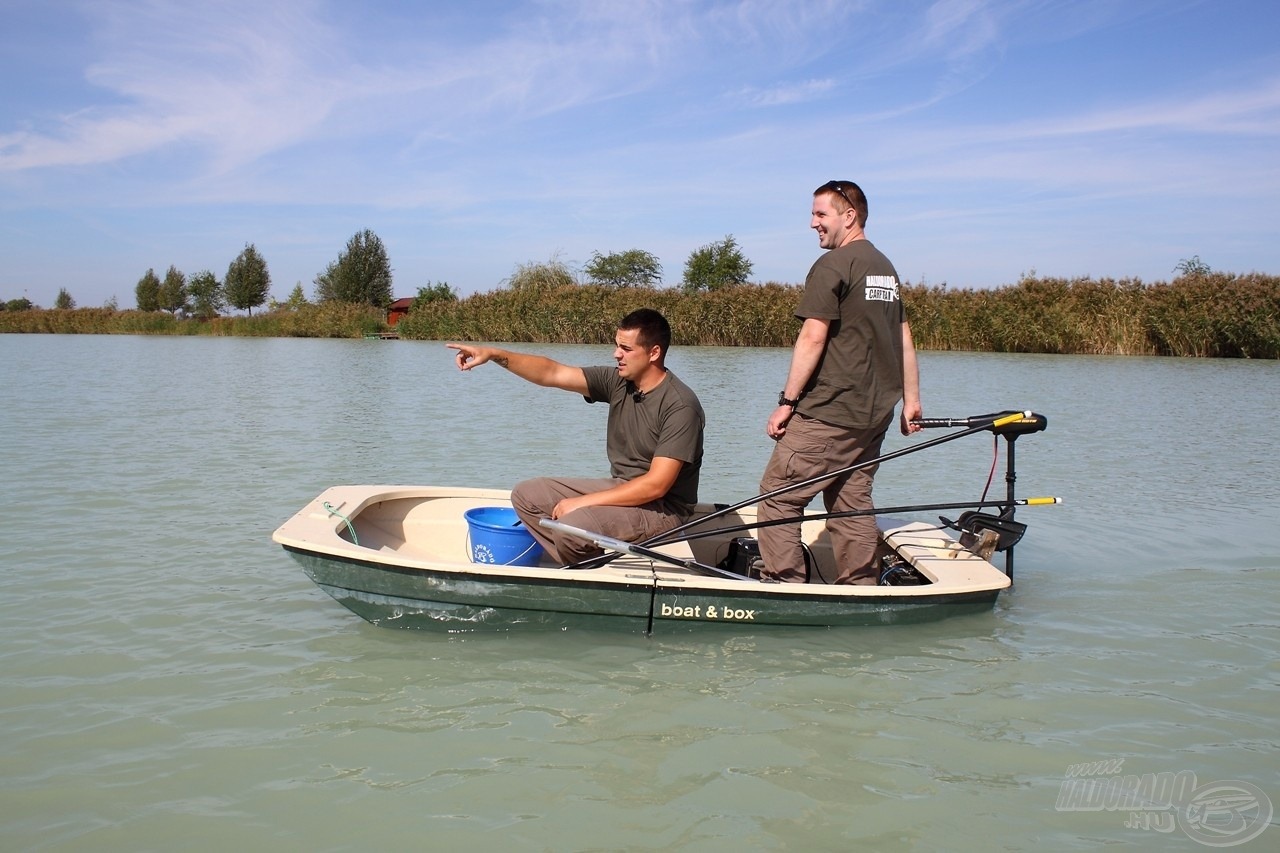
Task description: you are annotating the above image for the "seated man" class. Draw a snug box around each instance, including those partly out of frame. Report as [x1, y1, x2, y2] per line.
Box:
[447, 308, 704, 565]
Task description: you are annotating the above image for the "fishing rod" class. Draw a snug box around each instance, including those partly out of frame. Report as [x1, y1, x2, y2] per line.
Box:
[650, 496, 1062, 550]
[561, 410, 1036, 572]
[545, 496, 1062, 582]
[540, 519, 744, 579]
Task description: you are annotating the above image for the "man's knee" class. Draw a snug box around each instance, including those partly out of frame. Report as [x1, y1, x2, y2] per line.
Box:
[511, 478, 551, 513]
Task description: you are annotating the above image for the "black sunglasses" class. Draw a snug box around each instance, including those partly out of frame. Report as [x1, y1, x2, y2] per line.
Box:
[824, 180, 855, 210]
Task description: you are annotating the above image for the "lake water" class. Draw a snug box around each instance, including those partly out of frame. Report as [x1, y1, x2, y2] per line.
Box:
[2, 334, 1277, 851]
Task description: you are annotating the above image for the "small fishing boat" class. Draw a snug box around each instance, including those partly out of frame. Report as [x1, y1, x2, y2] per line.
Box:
[272, 411, 1055, 633]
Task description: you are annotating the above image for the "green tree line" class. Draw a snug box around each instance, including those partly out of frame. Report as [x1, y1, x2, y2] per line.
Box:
[4, 231, 754, 318]
[119, 230, 401, 319]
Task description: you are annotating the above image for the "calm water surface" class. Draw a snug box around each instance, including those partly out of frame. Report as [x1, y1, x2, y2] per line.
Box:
[2, 335, 1277, 851]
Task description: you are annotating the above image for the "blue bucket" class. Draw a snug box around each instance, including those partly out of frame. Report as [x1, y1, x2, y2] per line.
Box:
[463, 507, 544, 567]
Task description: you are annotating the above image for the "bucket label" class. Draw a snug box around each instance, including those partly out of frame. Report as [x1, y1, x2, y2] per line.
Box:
[465, 508, 543, 566]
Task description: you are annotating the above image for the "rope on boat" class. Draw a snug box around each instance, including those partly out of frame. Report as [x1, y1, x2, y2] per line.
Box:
[323, 501, 360, 546]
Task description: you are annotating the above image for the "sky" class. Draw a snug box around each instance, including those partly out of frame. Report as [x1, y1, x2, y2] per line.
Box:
[2, 0, 1278, 308]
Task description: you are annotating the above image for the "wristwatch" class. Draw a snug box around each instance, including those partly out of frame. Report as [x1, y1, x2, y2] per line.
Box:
[778, 392, 800, 408]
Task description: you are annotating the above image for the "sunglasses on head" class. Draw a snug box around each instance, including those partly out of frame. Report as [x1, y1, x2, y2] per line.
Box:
[823, 180, 855, 210]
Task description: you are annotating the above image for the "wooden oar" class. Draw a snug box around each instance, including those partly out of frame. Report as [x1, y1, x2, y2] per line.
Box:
[561, 410, 1032, 570]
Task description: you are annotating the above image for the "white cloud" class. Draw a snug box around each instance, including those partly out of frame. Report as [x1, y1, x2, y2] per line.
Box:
[0, 0, 357, 173]
[1007, 77, 1280, 137]
[734, 79, 837, 107]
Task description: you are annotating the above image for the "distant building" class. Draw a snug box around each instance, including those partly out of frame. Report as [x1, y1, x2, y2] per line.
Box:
[387, 297, 414, 327]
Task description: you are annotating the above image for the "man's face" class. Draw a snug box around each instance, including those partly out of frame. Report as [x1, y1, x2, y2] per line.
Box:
[811, 192, 853, 250]
[613, 328, 656, 382]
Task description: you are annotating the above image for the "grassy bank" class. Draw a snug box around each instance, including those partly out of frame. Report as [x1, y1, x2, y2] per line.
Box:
[3, 273, 1277, 358]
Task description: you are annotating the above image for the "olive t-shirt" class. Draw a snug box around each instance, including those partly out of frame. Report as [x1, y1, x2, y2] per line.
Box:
[582, 366, 704, 514]
[794, 240, 906, 430]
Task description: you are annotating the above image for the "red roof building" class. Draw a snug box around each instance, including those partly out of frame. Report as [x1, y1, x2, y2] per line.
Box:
[387, 297, 414, 327]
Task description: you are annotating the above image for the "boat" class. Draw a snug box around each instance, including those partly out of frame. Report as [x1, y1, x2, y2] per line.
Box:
[272, 411, 1056, 633]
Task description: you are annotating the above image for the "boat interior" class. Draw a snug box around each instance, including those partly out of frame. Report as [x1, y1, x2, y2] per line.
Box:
[316, 487, 1010, 590]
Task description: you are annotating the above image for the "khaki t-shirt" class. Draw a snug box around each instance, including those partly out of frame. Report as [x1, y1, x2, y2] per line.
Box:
[583, 366, 704, 514]
[794, 240, 906, 430]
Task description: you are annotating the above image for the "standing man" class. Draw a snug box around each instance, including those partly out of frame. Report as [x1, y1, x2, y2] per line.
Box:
[757, 180, 922, 584]
[447, 308, 704, 566]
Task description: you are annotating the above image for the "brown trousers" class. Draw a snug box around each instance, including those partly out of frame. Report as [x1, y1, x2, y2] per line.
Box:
[511, 476, 687, 565]
[757, 414, 889, 584]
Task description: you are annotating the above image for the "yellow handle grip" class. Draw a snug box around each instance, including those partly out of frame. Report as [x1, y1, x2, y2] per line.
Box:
[992, 410, 1034, 428]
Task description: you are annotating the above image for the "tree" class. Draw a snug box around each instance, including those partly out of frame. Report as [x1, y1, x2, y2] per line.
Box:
[313, 229, 394, 307]
[54, 288, 76, 309]
[284, 283, 309, 309]
[584, 249, 663, 288]
[225, 243, 271, 315]
[411, 282, 458, 310]
[187, 270, 225, 319]
[1175, 255, 1211, 276]
[4, 297, 35, 311]
[682, 235, 754, 293]
[159, 265, 189, 314]
[135, 268, 161, 311]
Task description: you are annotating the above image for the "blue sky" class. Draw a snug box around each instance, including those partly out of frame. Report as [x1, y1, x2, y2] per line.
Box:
[2, 0, 1277, 308]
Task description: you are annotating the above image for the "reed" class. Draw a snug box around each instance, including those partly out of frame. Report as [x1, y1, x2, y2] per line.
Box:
[4, 273, 1277, 357]
[1144, 272, 1280, 358]
[905, 276, 1154, 356]
[395, 283, 803, 347]
[208, 302, 388, 338]
[400, 273, 1279, 357]
[0, 303, 386, 338]
[903, 274, 1278, 358]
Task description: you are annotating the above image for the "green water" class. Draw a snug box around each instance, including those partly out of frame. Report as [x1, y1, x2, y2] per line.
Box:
[2, 336, 1276, 850]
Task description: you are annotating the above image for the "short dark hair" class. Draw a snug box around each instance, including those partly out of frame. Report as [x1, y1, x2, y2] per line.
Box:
[619, 308, 671, 354]
[815, 180, 869, 227]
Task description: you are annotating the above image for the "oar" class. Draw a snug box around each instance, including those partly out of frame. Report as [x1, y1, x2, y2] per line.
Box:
[650, 496, 1062, 548]
[539, 519, 749, 580]
[561, 409, 1032, 570]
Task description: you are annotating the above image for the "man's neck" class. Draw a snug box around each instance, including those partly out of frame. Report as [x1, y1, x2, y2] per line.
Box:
[633, 367, 668, 395]
[837, 228, 866, 248]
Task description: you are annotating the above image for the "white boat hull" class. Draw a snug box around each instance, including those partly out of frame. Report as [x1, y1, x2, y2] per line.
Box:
[273, 485, 1013, 632]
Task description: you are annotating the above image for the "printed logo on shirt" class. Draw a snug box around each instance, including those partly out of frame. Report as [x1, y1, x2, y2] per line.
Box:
[865, 275, 900, 303]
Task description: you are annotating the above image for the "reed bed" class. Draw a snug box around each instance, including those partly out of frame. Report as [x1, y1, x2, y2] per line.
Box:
[3, 274, 1277, 358]
[394, 283, 801, 347]
[0, 302, 387, 338]
[400, 274, 1279, 358]
[903, 273, 1279, 358]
